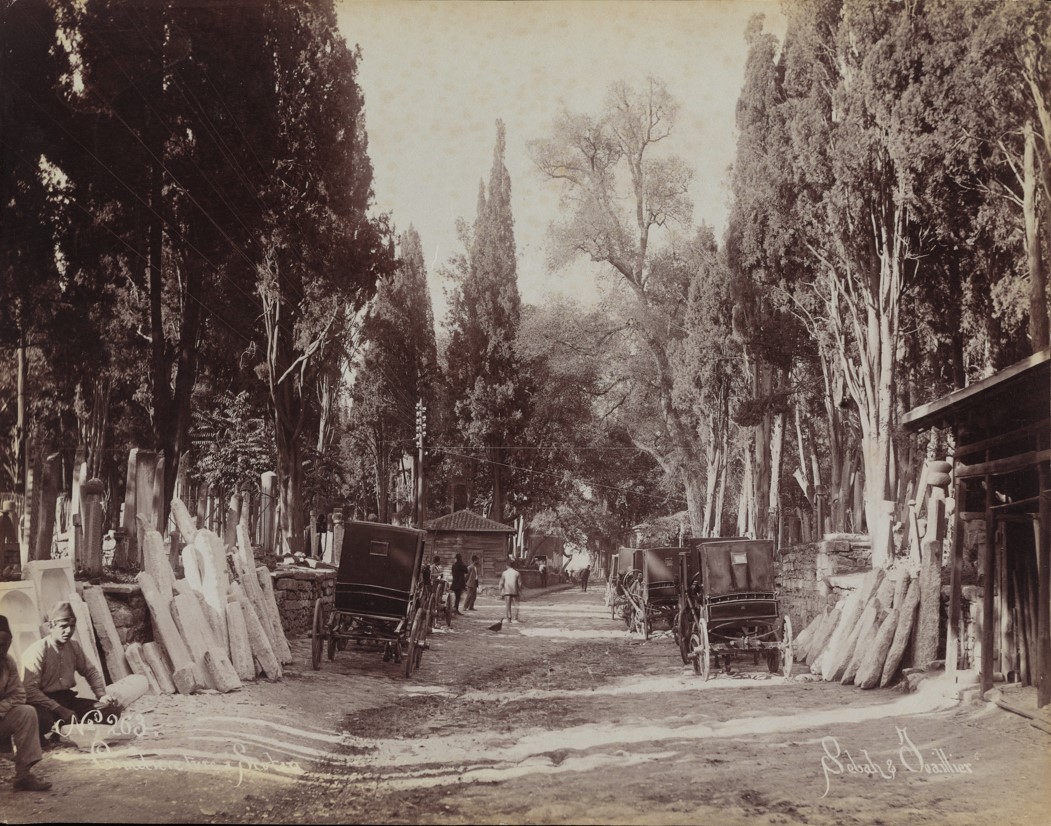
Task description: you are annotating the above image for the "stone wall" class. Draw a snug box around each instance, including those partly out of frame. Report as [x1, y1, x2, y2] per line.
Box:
[778, 533, 872, 630]
[100, 583, 151, 646]
[271, 568, 335, 638]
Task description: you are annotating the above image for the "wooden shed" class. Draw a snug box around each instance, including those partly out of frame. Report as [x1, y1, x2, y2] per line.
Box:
[902, 348, 1050, 707]
[424, 510, 516, 585]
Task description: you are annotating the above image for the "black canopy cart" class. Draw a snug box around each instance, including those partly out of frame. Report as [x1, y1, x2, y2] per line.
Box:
[627, 547, 680, 639]
[613, 547, 679, 639]
[680, 539, 793, 680]
[610, 546, 641, 623]
[310, 521, 429, 677]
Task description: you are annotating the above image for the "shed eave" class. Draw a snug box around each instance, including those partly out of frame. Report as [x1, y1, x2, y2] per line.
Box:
[902, 348, 1050, 433]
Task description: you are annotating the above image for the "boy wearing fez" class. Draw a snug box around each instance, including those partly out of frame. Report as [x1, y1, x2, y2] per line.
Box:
[21, 601, 119, 746]
[0, 614, 52, 791]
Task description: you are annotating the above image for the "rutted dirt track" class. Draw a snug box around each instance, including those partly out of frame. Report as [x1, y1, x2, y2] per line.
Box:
[4, 587, 1049, 824]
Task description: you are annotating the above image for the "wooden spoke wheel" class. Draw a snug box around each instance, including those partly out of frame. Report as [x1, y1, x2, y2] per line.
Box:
[692, 619, 711, 681]
[311, 598, 326, 671]
[405, 608, 426, 678]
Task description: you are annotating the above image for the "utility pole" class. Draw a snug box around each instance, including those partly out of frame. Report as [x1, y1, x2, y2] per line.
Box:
[414, 400, 427, 529]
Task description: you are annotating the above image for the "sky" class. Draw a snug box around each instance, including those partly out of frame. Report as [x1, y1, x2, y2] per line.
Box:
[336, 0, 787, 322]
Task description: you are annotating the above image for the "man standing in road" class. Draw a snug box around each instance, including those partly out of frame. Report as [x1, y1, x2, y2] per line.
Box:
[21, 601, 119, 746]
[0, 615, 51, 791]
[463, 555, 481, 611]
[451, 553, 469, 615]
[499, 559, 521, 623]
[581, 564, 591, 592]
[539, 558, 548, 588]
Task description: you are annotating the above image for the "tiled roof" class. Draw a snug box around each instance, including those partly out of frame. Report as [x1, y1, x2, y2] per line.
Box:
[425, 509, 515, 533]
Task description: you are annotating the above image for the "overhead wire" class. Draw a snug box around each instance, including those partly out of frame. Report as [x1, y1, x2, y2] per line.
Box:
[436, 448, 685, 506]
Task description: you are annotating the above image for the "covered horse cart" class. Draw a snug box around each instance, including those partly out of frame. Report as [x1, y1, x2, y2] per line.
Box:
[679, 539, 793, 680]
[311, 521, 429, 677]
[608, 547, 639, 623]
[616, 547, 679, 639]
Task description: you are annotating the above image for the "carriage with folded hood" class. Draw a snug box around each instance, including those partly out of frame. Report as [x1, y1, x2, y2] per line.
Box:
[310, 521, 429, 677]
[677, 538, 793, 680]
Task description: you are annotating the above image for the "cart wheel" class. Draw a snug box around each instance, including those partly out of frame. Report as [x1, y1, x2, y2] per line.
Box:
[692, 620, 711, 681]
[311, 598, 325, 671]
[405, 609, 425, 678]
[677, 610, 691, 665]
[781, 615, 794, 679]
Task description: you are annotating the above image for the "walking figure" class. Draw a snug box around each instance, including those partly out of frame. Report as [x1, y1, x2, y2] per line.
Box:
[499, 559, 521, 623]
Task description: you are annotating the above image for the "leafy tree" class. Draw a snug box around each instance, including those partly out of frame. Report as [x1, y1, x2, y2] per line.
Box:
[349, 226, 439, 523]
[531, 78, 717, 533]
[0, 0, 72, 491]
[257, 0, 393, 552]
[444, 120, 526, 523]
[70, 0, 280, 525]
[191, 390, 275, 493]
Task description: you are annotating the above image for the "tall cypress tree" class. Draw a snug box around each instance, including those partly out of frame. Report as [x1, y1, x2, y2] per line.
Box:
[350, 226, 438, 522]
[445, 120, 525, 523]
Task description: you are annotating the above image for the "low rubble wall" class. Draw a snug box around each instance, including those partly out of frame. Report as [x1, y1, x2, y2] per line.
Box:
[271, 568, 335, 637]
[778, 534, 872, 630]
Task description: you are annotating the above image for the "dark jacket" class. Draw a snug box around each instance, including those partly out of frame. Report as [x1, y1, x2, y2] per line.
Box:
[451, 560, 469, 590]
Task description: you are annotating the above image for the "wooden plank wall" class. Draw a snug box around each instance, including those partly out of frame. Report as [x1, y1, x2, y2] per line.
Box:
[430, 533, 510, 584]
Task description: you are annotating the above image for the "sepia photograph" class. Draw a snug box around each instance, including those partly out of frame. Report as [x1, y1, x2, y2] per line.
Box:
[0, 0, 1049, 823]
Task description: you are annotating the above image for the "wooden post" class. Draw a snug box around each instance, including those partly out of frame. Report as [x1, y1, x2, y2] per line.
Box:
[947, 477, 965, 677]
[981, 474, 995, 695]
[80, 479, 105, 578]
[1037, 463, 1050, 707]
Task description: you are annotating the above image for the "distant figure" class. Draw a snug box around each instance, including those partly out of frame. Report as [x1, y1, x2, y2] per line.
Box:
[539, 558, 548, 588]
[0, 615, 51, 791]
[498, 559, 521, 623]
[581, 565, 591, 592]
[21, 602, 121, 747]
[431, 555, 447, 586]
[464, 555, 481, 611]
[451, 553, 469, 615]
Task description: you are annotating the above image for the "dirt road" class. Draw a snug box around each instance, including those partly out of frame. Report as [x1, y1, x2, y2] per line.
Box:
[4, 586, 1049, 824]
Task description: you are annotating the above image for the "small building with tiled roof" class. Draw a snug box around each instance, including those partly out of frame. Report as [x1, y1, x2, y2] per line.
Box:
[424, 509, 516, 584]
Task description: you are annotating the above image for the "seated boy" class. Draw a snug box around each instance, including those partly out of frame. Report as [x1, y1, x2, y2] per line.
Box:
[21, 601, 119, 745]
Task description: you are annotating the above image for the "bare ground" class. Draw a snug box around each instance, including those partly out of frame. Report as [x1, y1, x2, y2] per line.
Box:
[3, 586, 1049, 825]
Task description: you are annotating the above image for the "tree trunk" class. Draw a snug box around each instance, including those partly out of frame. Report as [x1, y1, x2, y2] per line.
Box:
[374, 437, 390, 523]
[275, 421, 304, 555]
[767, 410, 785, 542]
[1022, 119, 1049, 351]
[15, 325, 26, 491]
[491, 446, 504, 524]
